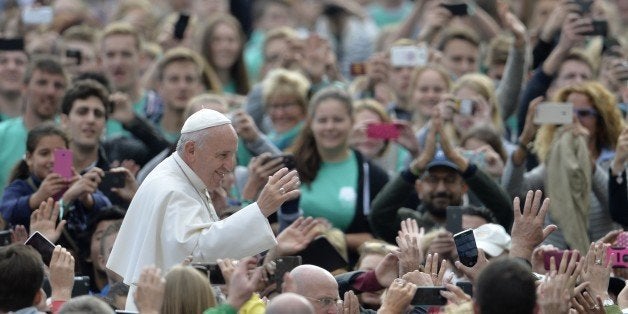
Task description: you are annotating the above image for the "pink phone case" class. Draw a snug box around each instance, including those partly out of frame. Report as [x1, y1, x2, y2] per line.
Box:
[616, 232, 628, 248]
[53, 149, 73, 179]
[366, 123, 401, 140]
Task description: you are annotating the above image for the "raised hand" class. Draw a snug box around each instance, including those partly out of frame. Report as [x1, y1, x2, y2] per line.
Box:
[49, 246, 75, 301]
[379, 278, 416, 314]
[454, 249, 489, 283]
[276, 217, 321, 256]
[30, 197, 66, 243]
[510, 190, 557, 262]
[226, 256, 263, 310]
[134, 266, 166, 314]
[257, 168, 300, 217]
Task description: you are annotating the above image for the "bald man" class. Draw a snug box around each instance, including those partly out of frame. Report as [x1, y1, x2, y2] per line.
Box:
[266, 292, 315, 314]
[291, 265, 343, 314]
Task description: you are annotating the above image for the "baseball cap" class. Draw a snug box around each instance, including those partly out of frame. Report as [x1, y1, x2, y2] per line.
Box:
[473, 223, 511, 257]
[426, 149, 459, 172]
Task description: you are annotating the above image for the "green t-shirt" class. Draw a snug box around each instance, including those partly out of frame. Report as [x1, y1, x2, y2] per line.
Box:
[367, 2, 413, 28]
[0, 117, 28, 194]
[300, 151, 359, 231]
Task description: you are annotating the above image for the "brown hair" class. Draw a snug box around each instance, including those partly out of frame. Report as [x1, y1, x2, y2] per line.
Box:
[155, 47, 222, 93]
[197, 15, 249, 95]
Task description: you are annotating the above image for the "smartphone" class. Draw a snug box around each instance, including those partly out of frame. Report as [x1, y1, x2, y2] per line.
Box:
[441, 2, 469, 16]
[367, 123, 401, 140]
[22, 6, 54, 25]
[390, 46, 427, 67]
[454, 229, 478, 267]
[275, 256, 302, 291]
[534, 102, 573, 125]
[411, 286, 448, 305]
[53, 149, 73, 179]
[456, 99, 476, 116]
[298, 236, 348, 272]
[267, 154, 296, 170]
[456, 281, 473, 297]
[99, 171, 126, 192]
[173, 13, 190, 40]
[42, 276, 90, 297]
[581, 20, 608, 37]
[461, 150, 486, 169]
[616, 232, 628, 248]
[446, 206, 463, 234]
[573, 0, 594, 13]
[0, 230, 11, 247]
[25, 231, 55, 266]
[350, 63, 367, 76]
[66, 49, 82, 66]
[191, 262, 226, 285]
[543, 250, 580, 270]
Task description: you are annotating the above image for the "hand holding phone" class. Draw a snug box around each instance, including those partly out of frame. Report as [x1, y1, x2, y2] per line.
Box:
[367, 123, 401, 140]
[411, 286, 448, 305]
[25, 231, 55, 266]
[454, 229, 478, 267]
[534, 102, 573, 125]
[99, 171, 126, 192]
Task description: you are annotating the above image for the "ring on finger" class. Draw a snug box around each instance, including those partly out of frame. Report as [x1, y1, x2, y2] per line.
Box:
[279, 187, 286, 194]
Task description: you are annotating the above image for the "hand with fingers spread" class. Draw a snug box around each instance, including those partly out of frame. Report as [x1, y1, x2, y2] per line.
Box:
[241, 152, 284, 201]
[276, 217, 321, 256]
[256, 168, 300, 217]
[30, 197, 66, 243]
[422, 253, 448, 286]
[134, 266, 166, 314]
[226, 256, 264, 310]
[581, 242, 612, 301]
[396, 220, 424, 274]
[572, 288, 605, 314]
[538, 250, 582, 314]
[441, 283, 472, 305]
[454, 248, 489, 283]
[509, 190, 557, 262]
[49, 246, 75, 301]
[379, 278, 416, 314]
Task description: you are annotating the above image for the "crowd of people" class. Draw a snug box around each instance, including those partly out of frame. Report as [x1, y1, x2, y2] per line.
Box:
[0, 0, 627, 313]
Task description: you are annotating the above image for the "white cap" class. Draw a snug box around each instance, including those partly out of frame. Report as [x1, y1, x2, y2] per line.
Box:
[180, 109, 231, 134]
[473, 223, 511, 257]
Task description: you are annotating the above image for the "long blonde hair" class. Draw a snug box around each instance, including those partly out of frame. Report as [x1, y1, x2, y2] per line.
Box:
[534, 81, 624, 162]
[162, 266, 216, 314]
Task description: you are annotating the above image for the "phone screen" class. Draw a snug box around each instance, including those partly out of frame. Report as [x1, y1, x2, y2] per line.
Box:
[25, 231, 55, 266]
[411, 287, 448, 305]
[367, 123, 401, 140]
[454, 229, 478, 267]
[53, 149, 73, 179]
[275, 256, 302, 291]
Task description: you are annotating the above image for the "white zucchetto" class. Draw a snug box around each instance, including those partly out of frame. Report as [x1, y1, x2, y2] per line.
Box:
[181, 109, 231, 134]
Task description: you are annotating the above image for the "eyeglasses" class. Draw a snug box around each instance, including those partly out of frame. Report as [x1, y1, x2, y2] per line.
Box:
[304, 296, 343, 309]
[574, 108, 598, 119]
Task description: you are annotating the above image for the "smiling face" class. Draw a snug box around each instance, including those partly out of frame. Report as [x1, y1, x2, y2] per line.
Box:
[209, 22, 241, 71]
[26, 135, 68, 180]
[311, 98, 353, 154]
[266, 93, 306, 133]
[411, 69, 448, 121]
[0, 50, 28, 94]
[185, 124, 238, 190]
[61, 96, 106, 150]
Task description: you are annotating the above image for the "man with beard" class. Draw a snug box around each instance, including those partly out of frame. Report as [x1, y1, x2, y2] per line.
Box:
[0, 56, 67, 192]
[0, 38, 28, 121]
[368, 115, 512, 244]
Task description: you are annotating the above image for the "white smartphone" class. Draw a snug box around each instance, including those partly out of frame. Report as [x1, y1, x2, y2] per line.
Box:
[390, 46, 427, 67]
[22, 6, 54, 25]
[534, 102, 573, 125]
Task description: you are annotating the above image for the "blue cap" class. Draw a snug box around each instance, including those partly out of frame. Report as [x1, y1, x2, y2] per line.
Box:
[426, 150, 459, 172]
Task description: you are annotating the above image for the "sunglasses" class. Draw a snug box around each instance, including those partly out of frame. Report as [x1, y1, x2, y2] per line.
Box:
[574, 108, 598, 119]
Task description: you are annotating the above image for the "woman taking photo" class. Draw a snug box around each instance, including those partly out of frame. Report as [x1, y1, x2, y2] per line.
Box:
[288, 87, 389, 262]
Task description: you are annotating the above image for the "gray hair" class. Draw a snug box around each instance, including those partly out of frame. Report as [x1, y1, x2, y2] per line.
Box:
[176, 128, 207, 154]
[58, 295, 114, 314]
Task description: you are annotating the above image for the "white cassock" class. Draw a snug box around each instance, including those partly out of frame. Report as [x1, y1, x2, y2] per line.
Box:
[106, 152, 277, 311]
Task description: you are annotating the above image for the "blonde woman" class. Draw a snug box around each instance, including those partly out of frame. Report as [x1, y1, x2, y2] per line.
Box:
[504, 81, 625, 251]
[162, 265, 216, 314]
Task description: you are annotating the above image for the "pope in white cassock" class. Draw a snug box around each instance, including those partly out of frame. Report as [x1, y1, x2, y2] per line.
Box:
[106, 109, 301, 310]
